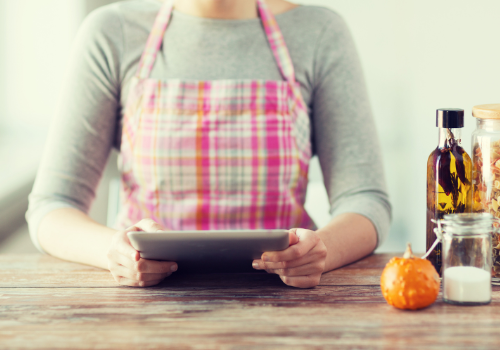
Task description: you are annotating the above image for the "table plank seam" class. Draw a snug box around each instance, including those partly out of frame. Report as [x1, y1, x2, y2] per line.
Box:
[0, 284, 381, 289]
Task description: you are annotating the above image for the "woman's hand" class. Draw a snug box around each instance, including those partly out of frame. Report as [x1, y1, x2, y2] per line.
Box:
[106, 218, 178, 287]
[252, 228, 327, 288]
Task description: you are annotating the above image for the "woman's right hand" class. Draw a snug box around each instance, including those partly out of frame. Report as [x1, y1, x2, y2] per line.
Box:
[106, 218, 178, 287]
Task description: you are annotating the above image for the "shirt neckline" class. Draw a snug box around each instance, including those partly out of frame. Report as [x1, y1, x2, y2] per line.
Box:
[170, 6, 302, 26]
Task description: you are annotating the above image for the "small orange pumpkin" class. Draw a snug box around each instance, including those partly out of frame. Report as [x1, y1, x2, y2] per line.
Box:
[380, 243, 440, 310]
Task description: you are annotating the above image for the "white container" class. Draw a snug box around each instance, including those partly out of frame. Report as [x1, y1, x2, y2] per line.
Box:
[444, 266, 491, 303]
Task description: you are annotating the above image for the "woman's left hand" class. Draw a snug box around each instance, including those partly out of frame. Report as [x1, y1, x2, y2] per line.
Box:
[252, 228, 327, 288]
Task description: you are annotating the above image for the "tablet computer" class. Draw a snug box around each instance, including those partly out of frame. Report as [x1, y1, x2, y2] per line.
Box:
[127, 229, 289, 271]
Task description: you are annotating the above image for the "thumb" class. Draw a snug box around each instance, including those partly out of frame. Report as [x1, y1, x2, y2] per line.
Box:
[135, 218, 165, 232]
[288, 228, 300, 246]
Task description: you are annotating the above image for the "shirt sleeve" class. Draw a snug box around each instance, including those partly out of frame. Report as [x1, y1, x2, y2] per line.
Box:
[310, 13, 392, 247]
[26, 6, 124, 253]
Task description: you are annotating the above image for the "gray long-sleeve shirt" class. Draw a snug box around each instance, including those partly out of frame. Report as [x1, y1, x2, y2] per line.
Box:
[27, 0, 391, 252]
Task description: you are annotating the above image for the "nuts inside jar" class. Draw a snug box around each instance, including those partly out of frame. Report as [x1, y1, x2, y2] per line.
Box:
[473, 141, 500, 278]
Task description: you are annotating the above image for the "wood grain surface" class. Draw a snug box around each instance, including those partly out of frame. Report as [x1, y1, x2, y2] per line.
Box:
[1, 253, 499, 349]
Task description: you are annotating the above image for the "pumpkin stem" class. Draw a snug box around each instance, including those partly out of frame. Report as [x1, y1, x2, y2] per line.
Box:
[403, 243, 414, 259]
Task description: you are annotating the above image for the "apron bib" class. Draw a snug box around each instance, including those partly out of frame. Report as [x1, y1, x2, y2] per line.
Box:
[116, 0, 315, 231]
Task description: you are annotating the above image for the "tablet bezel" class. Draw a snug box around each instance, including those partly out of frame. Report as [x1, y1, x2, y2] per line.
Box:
[127, 229, 290, 266]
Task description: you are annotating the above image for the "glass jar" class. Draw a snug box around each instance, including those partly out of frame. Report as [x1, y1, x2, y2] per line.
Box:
[471, 103, 500, 280]
[437, 213, 492, 305]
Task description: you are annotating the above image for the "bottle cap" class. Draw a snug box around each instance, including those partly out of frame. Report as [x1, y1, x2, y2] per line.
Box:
[472, 104, 500, 119]
[436, 108, 464, 128]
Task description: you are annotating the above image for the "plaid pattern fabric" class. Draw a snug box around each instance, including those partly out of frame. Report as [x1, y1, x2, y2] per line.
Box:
[116, 0, 314, 231]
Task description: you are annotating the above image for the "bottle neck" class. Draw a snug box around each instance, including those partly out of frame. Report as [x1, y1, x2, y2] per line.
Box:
[438, 128, 463, 149]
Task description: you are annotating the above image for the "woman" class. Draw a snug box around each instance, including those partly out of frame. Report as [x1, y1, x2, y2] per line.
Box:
[27, 0, 391, 288]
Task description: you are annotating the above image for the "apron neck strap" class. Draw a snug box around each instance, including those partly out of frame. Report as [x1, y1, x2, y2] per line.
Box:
[136, 0, 175, 79]
[256, 0, 296, 83]
[136, 0, 296, 83]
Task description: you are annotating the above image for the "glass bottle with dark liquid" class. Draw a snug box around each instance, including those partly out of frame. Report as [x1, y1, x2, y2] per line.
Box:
[426, 109, 472, 275]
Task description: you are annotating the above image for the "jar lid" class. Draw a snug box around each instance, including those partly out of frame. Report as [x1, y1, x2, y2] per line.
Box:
[440, 213, 495, 235]
[472, 104, 500, 119]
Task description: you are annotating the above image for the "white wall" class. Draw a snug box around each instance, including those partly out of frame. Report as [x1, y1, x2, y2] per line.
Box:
[0, 1, 87, 244]
[0, 0, 118, 228]
[1, 0, 499, 253]
[0, 0, 5, 124]
[300, 0, 500, 252]
[0, 1, 86, 199]
[0, 0, 84, 131]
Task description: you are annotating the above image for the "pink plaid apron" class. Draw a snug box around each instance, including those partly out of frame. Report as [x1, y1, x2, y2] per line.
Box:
[116, 0, 315, 231]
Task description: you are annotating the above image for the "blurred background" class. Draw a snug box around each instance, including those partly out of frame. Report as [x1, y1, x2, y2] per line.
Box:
[0, 0, 499, 255]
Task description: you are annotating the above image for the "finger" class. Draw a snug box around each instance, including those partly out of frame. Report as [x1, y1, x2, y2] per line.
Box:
[108, 249, 137, 270]
[252, 229, 300, 268]
[133, 258, 178, 274]
[254, 242, 326, 270]
[134, 218, 165, 232]
[109, 247, 178, 274]
[280, 274, 322, 288]
[116, 230, 140, 262]
[253, 242, 326, 269]
[262, 229, 318, 262]
[252, 259, 263, 270]
[288, 228, 299, 246]
[115, 276, 165, 287]
[111, 262, 172, 282]
[266, 262, 324, 277]
[253, 252, 315, 270]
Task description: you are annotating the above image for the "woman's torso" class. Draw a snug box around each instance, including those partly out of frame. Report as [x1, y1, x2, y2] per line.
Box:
[116, 0, 318, 230]
[109, 0, 339, 147]
[26, 0, 392, 251]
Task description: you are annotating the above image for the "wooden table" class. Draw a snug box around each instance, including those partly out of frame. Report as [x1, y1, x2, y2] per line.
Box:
[1, 254, 499, 349]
